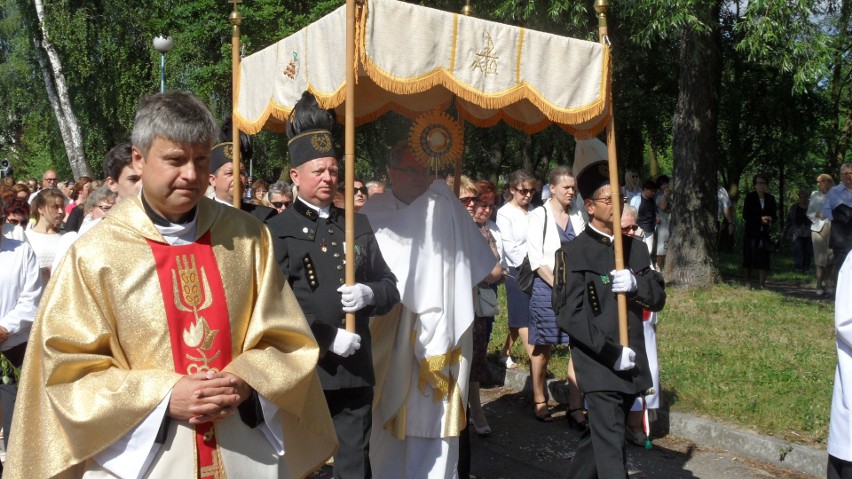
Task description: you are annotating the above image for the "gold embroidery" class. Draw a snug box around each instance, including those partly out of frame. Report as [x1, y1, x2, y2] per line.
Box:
[199, 447, 226, 479]
[283, 51, 300, 79]
[173, 254, 221, 374]
[471, 33, 498, 75]
[418, 347, 462, 403]
[311, 133, 332, 153]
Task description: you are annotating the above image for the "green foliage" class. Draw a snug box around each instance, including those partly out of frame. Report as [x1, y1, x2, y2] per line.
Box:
[0, 0, 846, 188]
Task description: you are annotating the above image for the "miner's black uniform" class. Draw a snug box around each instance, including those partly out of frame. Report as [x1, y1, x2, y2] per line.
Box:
[553, 226, 666, 479]
[241, 202, 277, 222]
[267, 199, 398, 479]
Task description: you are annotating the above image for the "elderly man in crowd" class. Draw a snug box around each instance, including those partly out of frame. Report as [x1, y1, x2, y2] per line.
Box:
[362, 140, 496, 478]
[4, 91, 335, 479]
[28, 170, 58, 204]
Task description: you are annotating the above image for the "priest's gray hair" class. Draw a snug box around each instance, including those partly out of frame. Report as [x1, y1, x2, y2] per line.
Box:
[131, 92, 217, 155]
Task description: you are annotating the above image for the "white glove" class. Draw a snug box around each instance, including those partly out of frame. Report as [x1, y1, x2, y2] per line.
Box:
[330, 329, 362, 357]
[614, 346, 636, 371]
[338, 283, 375, 313]
[610, 269, 637, 293]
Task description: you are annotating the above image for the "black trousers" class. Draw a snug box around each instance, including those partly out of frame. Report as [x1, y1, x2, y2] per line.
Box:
[829, 455, 852, 479]
[565, 390, 636, 479]
[325, 386, 373, 479]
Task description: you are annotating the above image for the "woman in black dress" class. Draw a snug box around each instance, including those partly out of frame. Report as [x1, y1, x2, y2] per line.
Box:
[742, 173, 777, 288]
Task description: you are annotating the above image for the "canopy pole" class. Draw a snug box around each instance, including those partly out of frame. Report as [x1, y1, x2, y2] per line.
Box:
[452, 3, 475, 197]
[230, 1, 242, 209]
[344, 0, 357, 332]
[595, 0, 628, 347]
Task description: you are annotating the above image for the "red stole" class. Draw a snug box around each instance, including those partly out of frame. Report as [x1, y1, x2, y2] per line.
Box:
[148, 232, 232, 479]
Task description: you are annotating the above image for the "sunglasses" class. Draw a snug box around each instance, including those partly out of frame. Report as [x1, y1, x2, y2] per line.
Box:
[96, 204, 112, 212]
[460, 196, 476, 206]
[6, 218, 21, 225]
[354, 186, 369, 196]
[622, 224, 639, 232]
[514, 187, 534, 196]
[271, 201, 292, 209]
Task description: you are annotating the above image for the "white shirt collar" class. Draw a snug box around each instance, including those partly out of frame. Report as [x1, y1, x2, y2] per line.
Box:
[588, 223, 614, 241]
[213, 195, 234, 208]
[297, 197, 330, 218]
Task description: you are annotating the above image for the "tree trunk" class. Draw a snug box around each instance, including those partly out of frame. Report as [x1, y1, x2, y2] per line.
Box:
[33, 0, 92, 179]
[663, 0, 723, 287]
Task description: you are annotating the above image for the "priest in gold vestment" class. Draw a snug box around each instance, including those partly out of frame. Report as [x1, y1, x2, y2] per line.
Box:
[4, 92, 336, 479]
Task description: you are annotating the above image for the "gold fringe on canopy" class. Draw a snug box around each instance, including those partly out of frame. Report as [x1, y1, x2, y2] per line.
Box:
[234, 0, 611, 137]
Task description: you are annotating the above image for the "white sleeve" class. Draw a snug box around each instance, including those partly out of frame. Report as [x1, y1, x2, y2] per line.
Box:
[495, 208, 525, 267]
[93, 393, 285, 479]
[527, 208, 546, 271]
[93, 392, 171, 479]
[257, 394, 285, 455]
[1, 242, 43, 350]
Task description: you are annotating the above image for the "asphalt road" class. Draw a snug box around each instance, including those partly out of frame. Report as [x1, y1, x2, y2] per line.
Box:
[471, 386, 818, 479]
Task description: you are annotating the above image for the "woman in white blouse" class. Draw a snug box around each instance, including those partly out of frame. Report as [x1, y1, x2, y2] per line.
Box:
[25, 188, 67, 282]
[527, 166, 588, 426]
[496, 170, 537, 370]
[808, 173, 835, 295]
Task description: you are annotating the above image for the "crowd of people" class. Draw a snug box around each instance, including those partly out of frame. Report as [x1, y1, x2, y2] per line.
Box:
[1, 87, 851, 479]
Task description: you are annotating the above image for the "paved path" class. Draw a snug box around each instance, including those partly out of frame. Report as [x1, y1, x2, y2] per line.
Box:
[470, 385, 819, 479]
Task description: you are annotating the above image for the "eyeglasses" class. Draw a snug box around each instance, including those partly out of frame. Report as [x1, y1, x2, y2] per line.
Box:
[591, 196, 621, 205]
[622, 224, 638, 232]
[271, 201, 292, 209]
[514, 188, 534, 196]
[354, 186, 368, 196]
[460, 196, 476, 206]
[96, 204, 112, 212]
[43, 177, 58, 182]
[256, 189, 268, 195]
[474, 201, 493, 210]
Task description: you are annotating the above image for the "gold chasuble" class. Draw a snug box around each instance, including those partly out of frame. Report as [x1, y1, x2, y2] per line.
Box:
[5, 196, 337, 479]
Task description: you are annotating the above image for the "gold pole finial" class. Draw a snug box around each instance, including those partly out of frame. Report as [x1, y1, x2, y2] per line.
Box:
[594, 0, 609, 42]
[461, 0, 473, 16]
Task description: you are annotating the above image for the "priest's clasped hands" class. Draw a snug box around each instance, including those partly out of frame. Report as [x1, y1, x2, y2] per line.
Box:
[168, 370, 253, 424]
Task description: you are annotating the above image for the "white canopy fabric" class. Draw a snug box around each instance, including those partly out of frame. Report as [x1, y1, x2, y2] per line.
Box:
[234, 0, 610, 137]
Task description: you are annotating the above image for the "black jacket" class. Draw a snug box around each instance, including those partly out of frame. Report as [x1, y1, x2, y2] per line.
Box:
[267, 200, 398, 390]
[553, 227, 665, 394]
[241, 202, 277, 222]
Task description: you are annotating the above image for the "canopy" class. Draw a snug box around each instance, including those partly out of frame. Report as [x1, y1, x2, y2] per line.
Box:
[234, 0, 611, 138]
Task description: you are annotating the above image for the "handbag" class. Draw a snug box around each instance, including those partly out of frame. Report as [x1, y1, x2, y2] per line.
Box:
[474, 286, 500, 317]
[516, 207, 548, 295]
[516, 256, 535, 295]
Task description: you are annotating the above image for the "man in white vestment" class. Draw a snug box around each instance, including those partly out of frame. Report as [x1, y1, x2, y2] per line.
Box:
[361, 142, 496, 478]
[828, 252, 852, 478]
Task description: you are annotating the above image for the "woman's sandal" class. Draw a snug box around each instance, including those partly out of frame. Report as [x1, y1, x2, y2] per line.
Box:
[534, 401, 554, 423]
[567, 408, 589, 432]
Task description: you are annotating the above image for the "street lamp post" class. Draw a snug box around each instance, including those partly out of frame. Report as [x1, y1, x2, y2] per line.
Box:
[153, 35, 174, 93]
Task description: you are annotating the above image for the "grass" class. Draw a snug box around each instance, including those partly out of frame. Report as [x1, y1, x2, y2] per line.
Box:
[487, 254, 836, 447]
